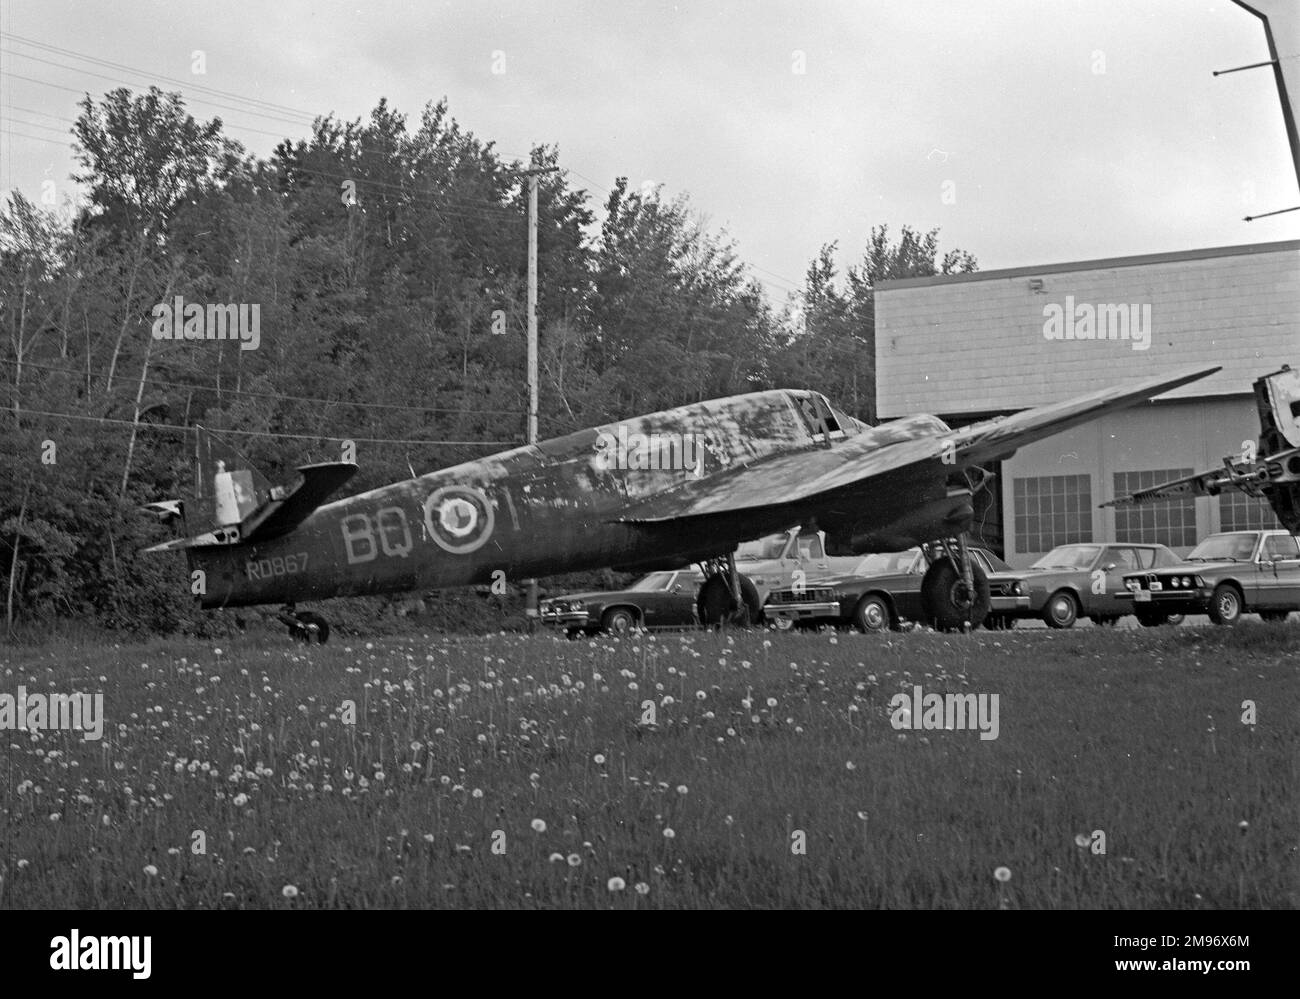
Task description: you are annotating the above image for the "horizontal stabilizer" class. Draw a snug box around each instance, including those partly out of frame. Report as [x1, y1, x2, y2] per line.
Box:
[237, 462, 358, 543]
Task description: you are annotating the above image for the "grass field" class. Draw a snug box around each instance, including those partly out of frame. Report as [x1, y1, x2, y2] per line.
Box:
[2, 623, 1296, 909]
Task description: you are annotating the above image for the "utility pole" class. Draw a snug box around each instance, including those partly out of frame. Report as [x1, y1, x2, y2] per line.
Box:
[523, 160, 558, 630]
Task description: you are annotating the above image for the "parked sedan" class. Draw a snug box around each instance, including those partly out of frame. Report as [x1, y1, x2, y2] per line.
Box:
[1118, 530, 1300, 626]
[986, 542, 1181, 629]
[540, 568, 705, 636]
[764, 546, 1016, 632]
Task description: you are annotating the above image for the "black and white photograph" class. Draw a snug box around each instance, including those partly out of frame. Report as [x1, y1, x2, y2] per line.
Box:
[0, 0, 1295, 964]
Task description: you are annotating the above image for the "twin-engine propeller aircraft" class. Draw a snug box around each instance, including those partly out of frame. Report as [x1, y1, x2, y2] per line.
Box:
[144, 365, 1219, 642]
[1106, 364, 1300, 533]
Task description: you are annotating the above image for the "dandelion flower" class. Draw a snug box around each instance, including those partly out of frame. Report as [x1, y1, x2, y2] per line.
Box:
[566, 854, 582, 867]
[531, 819, 547, 833]
[282, 884, 299, 899]
[607, 877, 626, 891]
[663, 828, 675, 839]
[143, 865, 158, 877]
[634, 882, 650, 895]
[549, 853, 565, 863]
[1074, 834, 1091, 848]
[593, 754, 606, 765]
[994, 866, 1012, 882]
[676, 785, 688, 795]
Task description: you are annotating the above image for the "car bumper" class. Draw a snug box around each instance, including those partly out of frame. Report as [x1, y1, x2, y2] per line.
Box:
[989, 595, 1031, 613]
[765, 601, 842, 622]
[540, 610, 592, 629]
[1116, 589, 1212, 612]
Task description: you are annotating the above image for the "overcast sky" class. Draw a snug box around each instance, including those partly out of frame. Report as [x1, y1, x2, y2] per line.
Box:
[2, 0, 1297, 302]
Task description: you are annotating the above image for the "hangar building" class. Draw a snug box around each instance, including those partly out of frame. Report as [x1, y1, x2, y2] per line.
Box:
[874, 239, 1300, 567]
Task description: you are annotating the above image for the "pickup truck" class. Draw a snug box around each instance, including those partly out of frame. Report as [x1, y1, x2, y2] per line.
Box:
[734, 527, 869, 605]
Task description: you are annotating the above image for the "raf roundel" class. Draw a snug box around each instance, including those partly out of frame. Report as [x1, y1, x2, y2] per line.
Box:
[423, 485, 495, 554]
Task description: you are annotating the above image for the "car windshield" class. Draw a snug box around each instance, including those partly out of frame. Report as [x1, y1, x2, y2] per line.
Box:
[978, 549, 1013, 572]
[1185, 534, 1257, 562]
[853, 551, 918, 575]
[1030, 545, 1101, 570]
[736, 534, 790, 560]
[630, 572, 675, 591]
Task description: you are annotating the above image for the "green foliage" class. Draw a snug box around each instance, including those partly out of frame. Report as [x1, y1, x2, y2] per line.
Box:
[0, 88, 977, 636]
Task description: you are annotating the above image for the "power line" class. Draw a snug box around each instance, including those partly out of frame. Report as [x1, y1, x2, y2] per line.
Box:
[0, 127, 65, 146]
[10, 406, 519, 446]
[1, 31, 321, 122]
[1, 357, 528, 416]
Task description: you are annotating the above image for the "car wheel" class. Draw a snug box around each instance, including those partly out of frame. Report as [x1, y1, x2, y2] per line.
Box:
[772, 616, 794, 631]
[1208, 584, 1243, 626]
[920, 557, 990, 631]
[852, 594, 891, 633]
[601, 607, 637, 634]
[1043, 590, 1079, 629]
[1259, 610, 1289, 623]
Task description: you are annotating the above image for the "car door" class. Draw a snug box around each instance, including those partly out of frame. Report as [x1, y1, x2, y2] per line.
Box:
[893, 550, 928, 621]
[797, 532, 830, 582]
[1095, 546, 1140, 615]
[666, 572, 702, 625]
[1255, 534, 1300, 609]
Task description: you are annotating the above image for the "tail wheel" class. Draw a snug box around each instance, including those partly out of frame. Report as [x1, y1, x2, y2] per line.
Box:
[1208, 584, 1243, 626]
[852, 594, 891, 633]
[292, 611, 330, 644]
[697, 574, 761, 627]
[1043, 590, 1079, 629]
[601, 607, 637, 634]
[920, 557, 990, 631]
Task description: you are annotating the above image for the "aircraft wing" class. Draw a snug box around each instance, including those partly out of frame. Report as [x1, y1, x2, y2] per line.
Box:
[1102, 463, 1265, 508]
[615, 365, 1220, 523]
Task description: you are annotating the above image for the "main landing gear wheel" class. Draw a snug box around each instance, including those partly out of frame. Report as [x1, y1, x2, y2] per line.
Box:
[920, 550, 990, 632]
[696, 554, 761, 628]
[280, 606, 330, 644]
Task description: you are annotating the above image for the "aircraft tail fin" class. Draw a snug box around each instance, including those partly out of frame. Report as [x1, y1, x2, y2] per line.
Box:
[142, 426, 357, 552]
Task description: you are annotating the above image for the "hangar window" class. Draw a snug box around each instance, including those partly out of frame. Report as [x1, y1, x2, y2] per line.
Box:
[1013, 475, 1092, 553]
[1112, 469, 1197, 548]
[1219, 490, 1281, 532]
